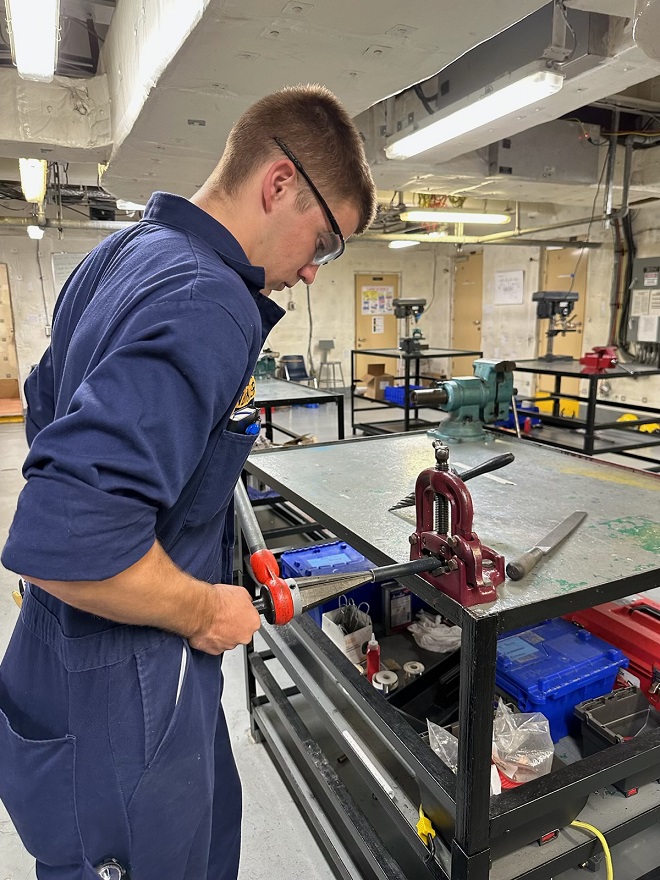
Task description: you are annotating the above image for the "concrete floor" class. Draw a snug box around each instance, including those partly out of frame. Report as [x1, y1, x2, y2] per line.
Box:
[1, 395, 660, 880]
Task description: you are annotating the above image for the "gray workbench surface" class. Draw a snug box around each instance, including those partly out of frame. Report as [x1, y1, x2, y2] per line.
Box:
[247, 432, 660, 619]
[254, 378, 339, 403]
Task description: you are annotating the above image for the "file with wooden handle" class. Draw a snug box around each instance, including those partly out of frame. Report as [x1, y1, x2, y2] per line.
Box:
[506, 511, 587, 580]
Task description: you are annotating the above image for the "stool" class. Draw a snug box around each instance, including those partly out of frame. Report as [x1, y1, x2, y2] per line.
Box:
[318, 340, 345, 390]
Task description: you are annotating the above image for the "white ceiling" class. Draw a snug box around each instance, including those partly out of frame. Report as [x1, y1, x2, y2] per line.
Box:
[4, 0, 660, 217]
[100, 0, 552, 200]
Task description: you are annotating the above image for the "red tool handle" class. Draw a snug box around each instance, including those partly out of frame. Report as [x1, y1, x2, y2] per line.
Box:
[250, 548, 295, 626]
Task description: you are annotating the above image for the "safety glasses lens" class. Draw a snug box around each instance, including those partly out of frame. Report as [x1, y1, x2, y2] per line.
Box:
[313, 231, 344, 266]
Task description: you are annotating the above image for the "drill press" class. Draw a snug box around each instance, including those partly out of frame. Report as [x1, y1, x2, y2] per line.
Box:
[533, 290, 579, 362]
[410, 358, 515, 442]
[393, 297, 428, 354]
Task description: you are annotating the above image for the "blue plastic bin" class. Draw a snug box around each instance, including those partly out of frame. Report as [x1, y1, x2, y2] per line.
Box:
[384, 385, 424, 406]
[496, 619, 628, 742]
[280, 542, 376, 626]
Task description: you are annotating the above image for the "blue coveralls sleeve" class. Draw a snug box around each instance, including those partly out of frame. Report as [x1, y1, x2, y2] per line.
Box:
[24, 346, 56, 446]
[2, 300, 252, 582]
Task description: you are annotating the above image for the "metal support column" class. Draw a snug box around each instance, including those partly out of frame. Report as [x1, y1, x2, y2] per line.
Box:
[452, 613, 499, 878]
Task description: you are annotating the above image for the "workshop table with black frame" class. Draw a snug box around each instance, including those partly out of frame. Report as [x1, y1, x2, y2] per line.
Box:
[241, 431, 660, 880]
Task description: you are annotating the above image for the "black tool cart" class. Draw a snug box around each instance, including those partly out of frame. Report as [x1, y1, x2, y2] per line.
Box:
[241, 432, 660, 880]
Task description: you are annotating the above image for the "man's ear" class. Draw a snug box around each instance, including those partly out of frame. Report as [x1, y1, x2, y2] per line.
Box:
[262, 159, 297, 214]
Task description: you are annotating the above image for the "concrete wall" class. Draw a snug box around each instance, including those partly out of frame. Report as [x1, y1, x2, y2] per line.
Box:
[0, 232, 452, 401]
[0, 230, 108, 397]
[266, 241, 453, 384]
[2, 207, 659, 412]
[481, 246, 541, 399]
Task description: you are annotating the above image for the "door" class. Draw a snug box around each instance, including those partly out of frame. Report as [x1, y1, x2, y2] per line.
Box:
[451, 252, 483, 377]
[354, 273, 399, 380]
[536, 248, 587, 417]
[0, 264, 22, 420]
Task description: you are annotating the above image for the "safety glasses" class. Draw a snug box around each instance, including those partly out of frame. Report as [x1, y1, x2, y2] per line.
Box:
[273, 137, 345, 265]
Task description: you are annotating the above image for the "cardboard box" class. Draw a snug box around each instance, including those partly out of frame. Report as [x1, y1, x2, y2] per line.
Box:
[360, 363, 395, 400]
[0, 379, 19, 399]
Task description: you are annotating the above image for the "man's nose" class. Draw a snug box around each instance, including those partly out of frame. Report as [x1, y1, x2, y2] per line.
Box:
[298, 264, 320, 285]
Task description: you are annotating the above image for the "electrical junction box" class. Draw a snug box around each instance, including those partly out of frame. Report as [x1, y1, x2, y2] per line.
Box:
[488, 120, 600, 186]
[629, 257, 660, 344]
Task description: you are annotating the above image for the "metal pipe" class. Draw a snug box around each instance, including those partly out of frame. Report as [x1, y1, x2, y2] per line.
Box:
[477, 214, 602, 242]
[602, 110, 620, 227]
[234, 481, 267, 555]
[0, 217, 136, 231]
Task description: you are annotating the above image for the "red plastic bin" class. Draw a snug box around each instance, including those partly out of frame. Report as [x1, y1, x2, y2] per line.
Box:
[566, 597, 660, 707]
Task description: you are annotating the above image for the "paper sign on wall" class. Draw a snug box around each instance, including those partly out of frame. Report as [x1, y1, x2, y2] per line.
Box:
[372, 316, 384, 334]
[651, 290, 660, 316]
[51, 253, 88, 294]
[638, 315, 659, 342]
[361, 285, 394, 315]
[631, 289, 650, 317]
[494, 270, 524, 305]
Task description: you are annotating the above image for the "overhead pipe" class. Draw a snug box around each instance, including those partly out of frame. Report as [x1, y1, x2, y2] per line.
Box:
[602, 110, 620, 227]
[0, 217, 137, 231]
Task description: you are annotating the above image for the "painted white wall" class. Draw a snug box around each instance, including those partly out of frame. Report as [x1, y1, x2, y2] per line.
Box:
[0, 230, 109, 398]
[1, 232, 453, 401]
[481, 246, 541, 399]
[266, 241, 453, 385]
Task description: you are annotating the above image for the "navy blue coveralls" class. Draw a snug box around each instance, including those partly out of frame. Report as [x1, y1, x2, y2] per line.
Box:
[0, 193, 284, 880]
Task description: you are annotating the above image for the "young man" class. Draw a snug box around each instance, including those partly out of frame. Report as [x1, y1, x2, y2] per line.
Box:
[0, 84, 377, 880]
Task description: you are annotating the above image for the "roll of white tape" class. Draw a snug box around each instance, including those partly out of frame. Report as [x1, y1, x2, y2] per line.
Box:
[372, 670, 398, 693]
[402, 661, 425, 679]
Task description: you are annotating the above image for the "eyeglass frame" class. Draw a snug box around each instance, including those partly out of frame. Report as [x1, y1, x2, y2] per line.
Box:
[272, 137, 346, 264]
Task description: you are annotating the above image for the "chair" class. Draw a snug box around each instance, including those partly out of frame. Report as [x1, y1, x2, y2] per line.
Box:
[317, 340, 345, 390]
[278, 354, 317, 386]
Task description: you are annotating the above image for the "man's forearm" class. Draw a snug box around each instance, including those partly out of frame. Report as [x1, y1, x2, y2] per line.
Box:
[23, 540, 214, 640]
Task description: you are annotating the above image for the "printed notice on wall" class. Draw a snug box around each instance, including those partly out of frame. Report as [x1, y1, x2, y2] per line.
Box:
[650, 290, 660, 316]
[372, 316, 384, 334]
[644, 266, 660, 287]
[52, 253, 88, 294]
[361, 285, 394, 315]
[638, 315, 659, 343]
[631, 289, 650, 317]
[494, 270, 524, 305]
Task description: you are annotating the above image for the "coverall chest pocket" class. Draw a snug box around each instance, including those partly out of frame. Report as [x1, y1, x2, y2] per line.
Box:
[0, 706, 85, 866]
[184, 429, 255, 528]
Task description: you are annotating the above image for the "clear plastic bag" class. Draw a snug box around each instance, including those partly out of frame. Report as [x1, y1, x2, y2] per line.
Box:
[408, 611, 461, 653]
[427, 720, 459, 774]
[427, 700, 554, 794]
[491, 699, 554, 784]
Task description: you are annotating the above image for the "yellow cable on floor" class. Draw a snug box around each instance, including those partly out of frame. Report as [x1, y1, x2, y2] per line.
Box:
[571, 820, 614, 880]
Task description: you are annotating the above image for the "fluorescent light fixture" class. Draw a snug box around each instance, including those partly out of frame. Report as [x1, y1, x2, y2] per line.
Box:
[400, 209, 510, 226]
[6, 0, 60, 83]
[26, 225, 44, 240]
[385, 69, 564, 160]
[389, 239, 421, 249]
[116, 199, 147, 212]
[19, 158, 48, 203]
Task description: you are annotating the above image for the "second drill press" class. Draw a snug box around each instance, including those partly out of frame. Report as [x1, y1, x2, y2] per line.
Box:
[411, 358, 515, 442]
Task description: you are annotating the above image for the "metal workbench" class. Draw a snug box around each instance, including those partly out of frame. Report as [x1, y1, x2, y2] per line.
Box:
[490, 358, 660, 468]
[243, 432, 660, 880]
[351, 347, 482, 435]
[254, 377, 345, 441]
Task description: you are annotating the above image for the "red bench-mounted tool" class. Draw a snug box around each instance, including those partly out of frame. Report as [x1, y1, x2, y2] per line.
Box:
[409, 441, 505, 607]
[579, 345, 618, 373]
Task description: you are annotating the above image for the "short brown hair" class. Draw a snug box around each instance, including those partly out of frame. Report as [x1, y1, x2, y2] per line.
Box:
[212, 84, 377, 233]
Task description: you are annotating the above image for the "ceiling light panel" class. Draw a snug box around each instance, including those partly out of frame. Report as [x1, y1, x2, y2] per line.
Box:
[385, 69, 564, 160]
